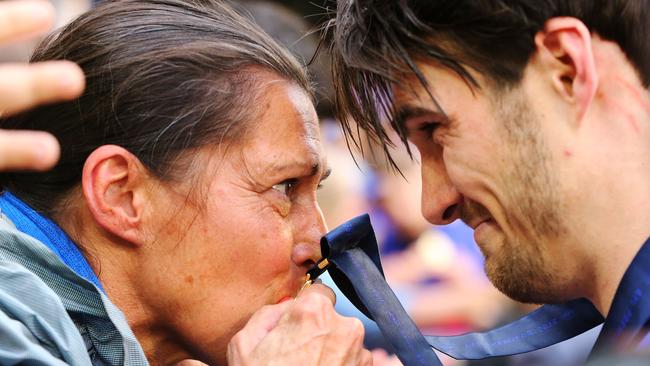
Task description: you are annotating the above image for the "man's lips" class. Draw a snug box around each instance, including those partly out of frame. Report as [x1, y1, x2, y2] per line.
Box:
[467, 217, 492, 230]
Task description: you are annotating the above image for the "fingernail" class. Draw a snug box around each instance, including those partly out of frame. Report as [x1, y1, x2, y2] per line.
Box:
[58, 64, 85, 97]
[36, 133, 60, 167]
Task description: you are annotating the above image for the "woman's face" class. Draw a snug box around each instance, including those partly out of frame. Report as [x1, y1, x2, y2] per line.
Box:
[138, 79, 329, 363]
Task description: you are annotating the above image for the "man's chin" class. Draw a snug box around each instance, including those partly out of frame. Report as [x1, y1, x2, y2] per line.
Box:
[485, 259, 561, 304]
[487, 272, 538, 304]
[474, 224, 506, 262]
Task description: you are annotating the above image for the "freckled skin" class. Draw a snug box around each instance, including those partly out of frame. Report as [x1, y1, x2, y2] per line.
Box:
[92, 75, 329, 365]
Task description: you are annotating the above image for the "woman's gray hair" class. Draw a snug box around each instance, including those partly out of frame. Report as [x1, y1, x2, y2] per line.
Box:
[0, 0, 312, 215]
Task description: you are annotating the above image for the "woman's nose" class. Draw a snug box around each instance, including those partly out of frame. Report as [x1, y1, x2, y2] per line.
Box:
[420, 157, 462, 225]
[291, 201, 328, 266]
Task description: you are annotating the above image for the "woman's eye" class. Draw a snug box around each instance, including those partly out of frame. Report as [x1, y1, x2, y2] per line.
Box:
[272, 179, 297, 196]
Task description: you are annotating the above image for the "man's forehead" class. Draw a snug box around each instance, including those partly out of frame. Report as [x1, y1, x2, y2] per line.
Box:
[390, 58, 488, 121]
[392, 72, 430, 103]
[391, 61, 445, 107]
[391, 73, 445, 125]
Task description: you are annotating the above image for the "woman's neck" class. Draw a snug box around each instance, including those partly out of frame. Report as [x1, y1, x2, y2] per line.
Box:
[59, 204, 192, 365]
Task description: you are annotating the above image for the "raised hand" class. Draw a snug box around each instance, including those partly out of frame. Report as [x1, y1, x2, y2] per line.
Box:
[0, 0, 84, 171]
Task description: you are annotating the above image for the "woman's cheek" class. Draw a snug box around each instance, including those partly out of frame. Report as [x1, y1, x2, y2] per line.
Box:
[264, 192, 291, 217]
[276, 200, 290, 217]
[266, 222, 295, 268]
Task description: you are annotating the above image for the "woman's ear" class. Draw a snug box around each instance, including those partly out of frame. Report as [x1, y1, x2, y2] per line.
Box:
[82, 145, 148, 246]
[533, 17, 598, 123]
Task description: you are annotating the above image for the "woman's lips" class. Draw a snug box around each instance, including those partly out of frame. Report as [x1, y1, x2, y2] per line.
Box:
[275, 275, 318, 304]
[276, 296, 293, 304]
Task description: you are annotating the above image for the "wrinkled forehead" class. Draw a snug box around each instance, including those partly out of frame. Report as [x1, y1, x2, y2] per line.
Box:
[285, 83, 321, 143]
[241, 78, 324, 168]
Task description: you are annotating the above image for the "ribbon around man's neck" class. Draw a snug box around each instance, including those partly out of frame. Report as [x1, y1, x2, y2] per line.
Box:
[307, 214, 604, 366]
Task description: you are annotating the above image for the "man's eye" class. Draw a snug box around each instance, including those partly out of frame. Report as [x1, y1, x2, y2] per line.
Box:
[419, 122, 440, 136]
[272, 179, 297, 196]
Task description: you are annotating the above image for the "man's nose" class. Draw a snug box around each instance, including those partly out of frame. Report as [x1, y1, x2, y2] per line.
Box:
[292, 200, 328, 266]
[420, 156, 462, 225]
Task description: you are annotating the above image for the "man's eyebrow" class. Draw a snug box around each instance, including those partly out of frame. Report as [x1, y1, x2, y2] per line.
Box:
[392, 104, 446, 132]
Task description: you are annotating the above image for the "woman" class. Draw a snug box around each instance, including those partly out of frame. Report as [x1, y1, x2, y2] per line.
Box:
[0, 0, 369, 365]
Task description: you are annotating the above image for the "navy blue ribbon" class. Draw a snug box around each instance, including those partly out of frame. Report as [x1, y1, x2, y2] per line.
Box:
[316, 214, 610, 365]
[588, 233, 650, 359]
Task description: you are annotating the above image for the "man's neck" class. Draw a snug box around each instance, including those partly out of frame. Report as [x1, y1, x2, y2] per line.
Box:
[580, 148, 650, 315]
[591, 234, 648, 316]
[575, 48, 650, 316]
[586, 131, 650, 315]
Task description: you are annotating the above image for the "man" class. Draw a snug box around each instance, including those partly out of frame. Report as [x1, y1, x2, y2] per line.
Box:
[330, 0, 650, 357]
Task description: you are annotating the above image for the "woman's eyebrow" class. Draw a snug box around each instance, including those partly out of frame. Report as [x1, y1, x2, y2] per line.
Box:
[307, 162, 331, 180]
[264, 160, 328, 178]
[320, 167, 332, 182]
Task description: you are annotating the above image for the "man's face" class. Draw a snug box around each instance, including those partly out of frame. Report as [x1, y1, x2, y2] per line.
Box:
[393, 62, 572, 304]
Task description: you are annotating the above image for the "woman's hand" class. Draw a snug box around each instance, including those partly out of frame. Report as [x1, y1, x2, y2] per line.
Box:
[0, 0, 84, 171]
[371, 349, 403, 366]
[227, 283, 372, 366]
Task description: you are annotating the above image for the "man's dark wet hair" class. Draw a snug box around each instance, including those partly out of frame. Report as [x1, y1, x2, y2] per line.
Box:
[234, 0, 335, 118]
[330, 0, 650, 166]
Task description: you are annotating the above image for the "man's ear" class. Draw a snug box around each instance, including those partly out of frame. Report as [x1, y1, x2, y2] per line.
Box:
[82, 145, 148, 246]
[534, 17, 598, 123]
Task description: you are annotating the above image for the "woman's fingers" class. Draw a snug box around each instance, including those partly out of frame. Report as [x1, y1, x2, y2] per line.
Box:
[0, 130, 59, 171]
[228, 284, 370, 365]
[298, 282, 337, 305]
[0, 62, 85, 117]
[227, 301, 293, 362]
[0, 0, 54, 43]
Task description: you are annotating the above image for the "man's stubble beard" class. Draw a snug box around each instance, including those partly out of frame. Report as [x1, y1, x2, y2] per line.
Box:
[480, 87, 570, 304]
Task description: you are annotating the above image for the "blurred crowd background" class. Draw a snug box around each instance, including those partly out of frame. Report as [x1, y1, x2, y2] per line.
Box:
[3, 1, 600, 365]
